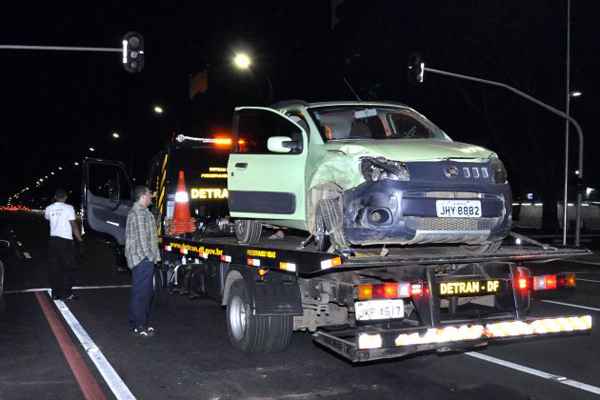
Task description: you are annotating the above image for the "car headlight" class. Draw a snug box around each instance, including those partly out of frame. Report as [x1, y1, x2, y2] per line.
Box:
[360, 157, 410, 182]
[490, 157, 508, 184]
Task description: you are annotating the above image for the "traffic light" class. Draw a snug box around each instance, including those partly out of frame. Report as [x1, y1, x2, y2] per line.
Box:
[122, 32, 144, 73]
[407, 53, 424, 84]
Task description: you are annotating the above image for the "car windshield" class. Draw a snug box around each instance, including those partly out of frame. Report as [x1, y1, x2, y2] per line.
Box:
[308, 106, 448, 142]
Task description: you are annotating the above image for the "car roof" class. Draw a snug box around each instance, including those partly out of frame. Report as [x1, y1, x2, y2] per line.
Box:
[272, 100, 410, 112]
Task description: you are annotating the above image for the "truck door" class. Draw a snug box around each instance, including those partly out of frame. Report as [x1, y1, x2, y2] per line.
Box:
[228, 107, 308, 222]
[83, 158, 134, 245]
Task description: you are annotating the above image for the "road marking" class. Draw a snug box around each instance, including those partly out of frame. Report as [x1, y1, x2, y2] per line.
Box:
[541, 300, 600, 312]
[51, 291, 136, 400]
[571, 259, 600, 266]
[5, 284, 131, 295]
[466, 352, 600, 395]
[578, 278, 600, 284]
[35, 292, 107, 400]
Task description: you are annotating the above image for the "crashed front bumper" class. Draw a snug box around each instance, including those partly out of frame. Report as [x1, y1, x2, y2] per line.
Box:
[342, 179, 512, 245]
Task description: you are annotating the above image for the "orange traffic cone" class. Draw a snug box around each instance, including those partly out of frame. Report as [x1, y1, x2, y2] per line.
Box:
[169, 170, 196, 235]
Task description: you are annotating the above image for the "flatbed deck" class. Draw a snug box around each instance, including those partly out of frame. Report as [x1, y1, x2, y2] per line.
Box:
[161, 234, 592, 277]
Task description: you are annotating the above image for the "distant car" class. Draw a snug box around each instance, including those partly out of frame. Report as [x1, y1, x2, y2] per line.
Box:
[227, 100, 512, 252]
[0, 226, 29, 309]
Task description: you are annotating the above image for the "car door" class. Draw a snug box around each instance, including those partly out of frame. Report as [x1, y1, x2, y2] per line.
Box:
[228, 107, 308, 223]
[83, 158, 134, 245]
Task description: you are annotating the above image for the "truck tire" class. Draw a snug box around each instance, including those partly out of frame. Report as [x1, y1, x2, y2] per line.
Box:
[315, 198, 347, 251]
[226, 280, 292, 352]
[235, 220, 262, 244]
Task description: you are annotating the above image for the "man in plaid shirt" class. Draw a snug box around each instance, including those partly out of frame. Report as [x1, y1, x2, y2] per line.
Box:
[125, 185, 161, 337]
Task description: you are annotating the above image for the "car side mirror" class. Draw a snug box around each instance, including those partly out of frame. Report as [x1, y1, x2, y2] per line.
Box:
[267, 136, 294, 153]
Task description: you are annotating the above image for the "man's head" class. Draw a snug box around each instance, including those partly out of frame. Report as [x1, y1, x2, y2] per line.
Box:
[54, 189, 68, 202]
[134, 185, 152, 208]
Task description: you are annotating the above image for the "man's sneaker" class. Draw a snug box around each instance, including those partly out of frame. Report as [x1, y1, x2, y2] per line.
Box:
[132, 327, 152, 337]
[146, 326, 156, 336]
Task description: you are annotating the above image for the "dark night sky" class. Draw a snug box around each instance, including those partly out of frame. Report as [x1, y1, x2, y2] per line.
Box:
[1, 1, 599, 206]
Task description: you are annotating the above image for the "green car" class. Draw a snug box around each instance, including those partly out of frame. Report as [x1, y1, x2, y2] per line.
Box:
[227, 101, 512, 252]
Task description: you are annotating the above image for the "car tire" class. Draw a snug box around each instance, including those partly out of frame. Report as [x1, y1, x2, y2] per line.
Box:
[235, 220, 262, 244]
[0, 261, 5, 312]
[226, 280, 293, 352]
[461, 240, 503, 255]
[316, 198, 348, 251]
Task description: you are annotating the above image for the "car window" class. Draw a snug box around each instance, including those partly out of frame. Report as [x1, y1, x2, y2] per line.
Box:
[308, 106, 447, 141]
[235, 109, 303, 154]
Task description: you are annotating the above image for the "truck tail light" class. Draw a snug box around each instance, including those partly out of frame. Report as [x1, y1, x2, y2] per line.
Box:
[514, 267, 531, 293]
[357, 281, 425, 300]
[534, 272, 576, 291]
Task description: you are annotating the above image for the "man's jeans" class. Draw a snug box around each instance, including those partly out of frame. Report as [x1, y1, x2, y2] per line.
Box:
[128, 258, 155, 329]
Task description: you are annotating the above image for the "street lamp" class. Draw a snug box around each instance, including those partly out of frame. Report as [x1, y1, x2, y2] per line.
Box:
[570, 90, 582, 98]
[112, 131, 120, 139]
[153, 105, 164, 115]
[232, 51, 273, 103]
[233, 52, 252, 70]
[73, 161, 79, 166]
[89, 147, 95, 152]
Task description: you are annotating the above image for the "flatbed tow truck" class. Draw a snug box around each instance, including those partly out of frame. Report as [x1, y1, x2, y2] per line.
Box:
[83, 137, 593, 363]
[157, 229, 591, 362]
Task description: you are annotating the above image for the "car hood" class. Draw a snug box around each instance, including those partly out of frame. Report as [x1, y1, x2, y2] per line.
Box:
[324, 139, 495, 161]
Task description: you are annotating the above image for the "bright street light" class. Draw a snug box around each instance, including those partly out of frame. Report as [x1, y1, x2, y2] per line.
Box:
[233, 52, 252, 70]
[570, 90, 582, 98]
[153, 105, 164, 115]
[89, 147, 95, 152]
[58, 166, 63, 170]
[74, 161, 79, 166]
[112, 131, 120, 139]
[50, 172, 55, 175]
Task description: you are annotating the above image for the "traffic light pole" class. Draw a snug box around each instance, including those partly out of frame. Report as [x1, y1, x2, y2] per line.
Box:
[423, 66, 585, 247]
[0, 45, 121, 53]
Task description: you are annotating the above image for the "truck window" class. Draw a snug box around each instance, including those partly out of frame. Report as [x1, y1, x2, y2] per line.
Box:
[88, 164, 131, 202]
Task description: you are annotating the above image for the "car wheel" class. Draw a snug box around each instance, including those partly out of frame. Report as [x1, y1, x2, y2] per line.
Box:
[0, 261, 5, 312]
[226, 280, 292, 352]
[315, 198, 348, 251]
[314, 202, 332, 252]
[461, 240, 503, 255]
[235, 220, 262, 244]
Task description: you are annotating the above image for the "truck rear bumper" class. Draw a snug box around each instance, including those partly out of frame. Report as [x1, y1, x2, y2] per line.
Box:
[313, 314, 592, 363]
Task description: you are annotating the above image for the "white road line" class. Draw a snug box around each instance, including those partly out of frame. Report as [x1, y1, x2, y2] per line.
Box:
[52, 292, 136, 400]
[571, 259, 600, 266]
[466, 352, 600, 396]
[541, 300, 600, 312]
[578, 278, 600, 284]
[5, 284, 131, 295]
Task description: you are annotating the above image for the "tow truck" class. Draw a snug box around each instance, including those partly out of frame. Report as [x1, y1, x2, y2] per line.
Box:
[82, 134, 593, 363]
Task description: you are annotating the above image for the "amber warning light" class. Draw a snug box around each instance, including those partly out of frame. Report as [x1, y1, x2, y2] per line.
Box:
[175, 134, 245, 147]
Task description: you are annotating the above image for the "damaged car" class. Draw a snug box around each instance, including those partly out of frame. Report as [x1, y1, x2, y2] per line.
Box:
[227, 101, 511, 253]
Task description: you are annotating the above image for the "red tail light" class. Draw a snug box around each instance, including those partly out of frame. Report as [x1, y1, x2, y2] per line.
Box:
[514, 267, 531, 292]
[357, 281, 425, 300]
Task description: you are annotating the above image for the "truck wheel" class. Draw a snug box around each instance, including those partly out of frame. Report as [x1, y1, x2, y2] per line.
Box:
[315, 198, 348, 251]
[461, 240, 502, 255]
[226, 280, 292, 352]
[235, 220, 262, 244]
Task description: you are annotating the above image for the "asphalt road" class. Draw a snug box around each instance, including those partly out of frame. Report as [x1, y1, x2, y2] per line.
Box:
[1, 211, 600, 400]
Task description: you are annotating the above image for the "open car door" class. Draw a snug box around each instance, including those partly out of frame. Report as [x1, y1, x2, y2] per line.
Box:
[82, 158, 134, 245]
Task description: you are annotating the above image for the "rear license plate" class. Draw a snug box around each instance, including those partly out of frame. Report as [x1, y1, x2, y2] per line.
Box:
[355, 299, 404, 321]
[436, 200, 481, 218]
[439, 279, 501, 297]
